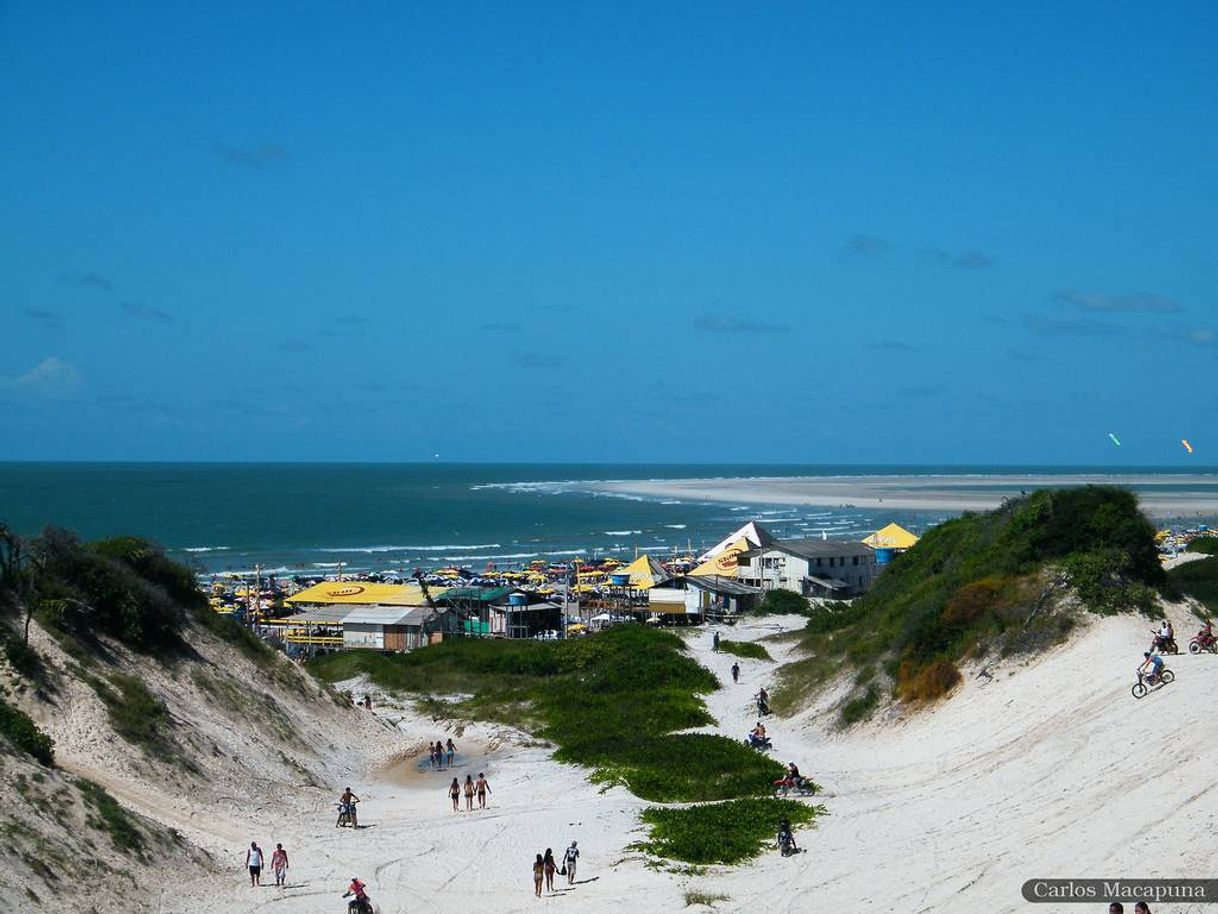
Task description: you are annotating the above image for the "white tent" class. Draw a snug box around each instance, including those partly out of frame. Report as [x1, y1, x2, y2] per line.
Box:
[698, 521, 776, 562]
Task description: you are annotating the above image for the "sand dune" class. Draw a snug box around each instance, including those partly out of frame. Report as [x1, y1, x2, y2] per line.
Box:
[136, 603, 1218, 914]
[587, 474, 1218, 517]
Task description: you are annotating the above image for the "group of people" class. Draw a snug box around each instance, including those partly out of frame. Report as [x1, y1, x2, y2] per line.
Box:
[448, 773, 492, 811]
[1109, 903, 1155, 914]
[244, 841, 289, 888]
[531, 842, 580, 896]
[430, 737, 458, 769]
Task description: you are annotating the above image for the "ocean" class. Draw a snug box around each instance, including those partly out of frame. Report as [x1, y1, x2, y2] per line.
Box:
[1, 463, 1214, 576]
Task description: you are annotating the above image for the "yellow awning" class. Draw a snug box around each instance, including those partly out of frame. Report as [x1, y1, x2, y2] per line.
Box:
[689, 536, 749, 578]
[285, 581, 448, 606]
[862, 523, 919, 550]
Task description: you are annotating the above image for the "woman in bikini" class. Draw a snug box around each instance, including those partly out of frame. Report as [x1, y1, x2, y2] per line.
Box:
[448, 777, 461, 811]
[532, 853, 545, 897]
[543, 848, 557, 892]
[463, 774, 475, 811]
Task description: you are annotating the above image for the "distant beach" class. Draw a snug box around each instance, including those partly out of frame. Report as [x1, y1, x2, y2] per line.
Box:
[587, 473, 1218, 518]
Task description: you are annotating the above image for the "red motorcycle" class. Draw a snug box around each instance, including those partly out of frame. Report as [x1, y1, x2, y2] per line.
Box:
[1189, 627, 1217, 655]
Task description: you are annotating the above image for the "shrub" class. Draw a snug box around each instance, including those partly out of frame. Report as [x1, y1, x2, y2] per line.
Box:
[75, 778, 144, 855]
[0, 699, 55, 765]
[804, 601, 860, 633]
[716, 640, 771, 661]
[95, 673, 173, 755]
[840, 684, 880, 725]
[896, 658, 962, 702]
[1188, 537, 1218, 555]
[637, 798, 820, 865]
[942, 578, 1005, 625]
[1169, 556, 1218, 614]
[755, 590, 810, 616]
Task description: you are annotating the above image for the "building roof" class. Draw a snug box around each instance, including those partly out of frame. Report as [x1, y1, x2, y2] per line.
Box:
[285, 581, 448, 606]
[436, 586, 513, 604]
[689, 536, 750, 578]
[342, 606, 433, 627]
[620, 554, 671, 590]
[742, 538, 874, 561]
[699, 522, 777, 562]
[276, 607, 356, 625]
[862, 522, 920, 550]
[682, 575, 762, 596]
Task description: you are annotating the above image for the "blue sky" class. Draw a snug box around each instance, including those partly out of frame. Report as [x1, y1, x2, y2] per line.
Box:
[2, 1, 1215, 463]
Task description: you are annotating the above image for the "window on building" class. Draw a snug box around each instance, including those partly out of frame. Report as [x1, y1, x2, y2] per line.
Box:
[853, 556, 859, 566]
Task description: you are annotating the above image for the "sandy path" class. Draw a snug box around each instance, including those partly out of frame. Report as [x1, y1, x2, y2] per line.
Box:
[586, 474, 1218, 517]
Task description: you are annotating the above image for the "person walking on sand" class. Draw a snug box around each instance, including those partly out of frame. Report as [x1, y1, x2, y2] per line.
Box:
[476, 772, 491, 809]
[446, 737, 457, 767]
[532, 853, 545, 897]
[712, 631, 720, 651]
[731, 661, 740, 684]
[543, 848, 557, 892]
[245, 841, 264, 887]
[563, 840, 579, 885]
[270, 843, 289, 887]
[449, 777, 461, 811]
[429, 742, 438, 769]
[463, 774, 475, 811]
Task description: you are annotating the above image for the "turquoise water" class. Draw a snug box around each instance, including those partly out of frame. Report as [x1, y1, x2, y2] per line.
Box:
[1, 463, 1214, 575]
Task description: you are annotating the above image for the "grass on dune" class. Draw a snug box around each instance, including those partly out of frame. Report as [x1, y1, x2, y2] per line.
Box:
[715, 639, 772, 661]
[1169, 555, 1218, 615]
[637, 798, 821, 865]
[311, 626, 784, 803]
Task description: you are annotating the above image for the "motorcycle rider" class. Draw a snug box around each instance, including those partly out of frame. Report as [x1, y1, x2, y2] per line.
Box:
[1198, 620, 1215, 648]
[747, 721, 768, 748]
[1154, 620, 1174, 652]
[777, 816, 798, 854]
[1140, 651, 1165, 686]
[785, 761, 804, 790]
[756, 687, 770, 715]
[343, 877, 371, 914]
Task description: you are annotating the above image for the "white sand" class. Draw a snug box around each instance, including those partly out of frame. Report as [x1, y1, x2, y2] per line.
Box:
[586, 474, 1218, 517]
[143, 603, 1218, 914]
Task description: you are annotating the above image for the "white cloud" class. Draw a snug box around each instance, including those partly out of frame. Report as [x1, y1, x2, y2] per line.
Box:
[2, 356, 82, 399]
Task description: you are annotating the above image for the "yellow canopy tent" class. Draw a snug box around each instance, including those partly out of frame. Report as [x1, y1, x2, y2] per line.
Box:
[619, 554, 671, 590]
[688, 537, 750, 578]
[863, 523, 919, 550]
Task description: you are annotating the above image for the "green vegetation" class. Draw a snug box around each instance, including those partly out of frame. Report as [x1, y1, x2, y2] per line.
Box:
[0, 699, 55, 765]
[715, 639, 771, 661]
[755, 589, 810, 615]
[1187, 537, 1218, 555]
[684, 890, 731, 907]
[1169, 555, 1218, 615]
[312, 626, 822, 861]
[75, 778, 145, 855]
[95, 673, 173, 757]
[776, 487, 1166, 723]
[637, 798, 820, 865]
[313, 626, 784, 802]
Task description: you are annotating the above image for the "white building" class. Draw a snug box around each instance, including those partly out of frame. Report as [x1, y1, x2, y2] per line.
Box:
[737, 539, 876, 598]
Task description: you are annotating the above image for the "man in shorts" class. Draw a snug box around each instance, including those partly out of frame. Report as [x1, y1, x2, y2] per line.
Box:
[246, 841, 264, 887]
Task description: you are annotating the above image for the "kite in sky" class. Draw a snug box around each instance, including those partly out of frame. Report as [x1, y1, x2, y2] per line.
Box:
[1182, 439, 1194, 454]
[1108, 432, 1122, 447]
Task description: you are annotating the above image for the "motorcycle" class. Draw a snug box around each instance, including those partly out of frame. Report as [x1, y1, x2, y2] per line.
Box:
[772, 776, 816, 797]
[343, 892, 374, 914]
[1149, 630, 1179, 655]
[755, 694, 771, 717]
[1189, 629, 1217, 655]
[744, 733, 772, 751]
[1131, 667, 1175, 700]
[336, 801, 359, 829]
